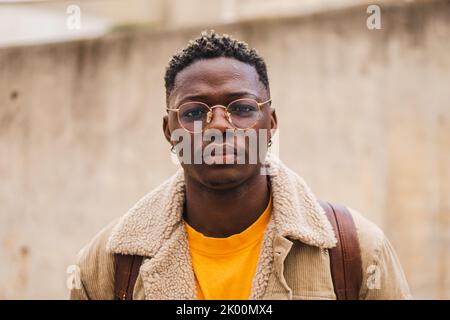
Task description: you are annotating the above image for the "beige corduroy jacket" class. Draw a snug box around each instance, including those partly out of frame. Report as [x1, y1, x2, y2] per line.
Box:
[70, 157, 412, 300]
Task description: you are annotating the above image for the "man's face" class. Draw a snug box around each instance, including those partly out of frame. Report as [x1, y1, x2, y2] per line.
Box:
[163, 57, 277, 190]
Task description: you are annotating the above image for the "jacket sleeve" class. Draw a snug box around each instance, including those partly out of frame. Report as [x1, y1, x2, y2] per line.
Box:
[360, 234, 412, 299]
[349, 208, 413, 300]
[69, 273, 89, 300]
[68, 221, 117, 300]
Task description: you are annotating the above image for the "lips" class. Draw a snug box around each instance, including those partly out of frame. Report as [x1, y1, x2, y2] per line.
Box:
[204, 143, 237, 156]
[202, 143, 243, 164]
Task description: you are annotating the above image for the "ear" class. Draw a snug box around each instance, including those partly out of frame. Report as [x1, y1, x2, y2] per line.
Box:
[269, 107, 278, 137]
[163, 115, 172, 144]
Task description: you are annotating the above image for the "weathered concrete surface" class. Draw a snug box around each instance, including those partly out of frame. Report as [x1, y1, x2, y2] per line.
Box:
[0, 0, 449, 298]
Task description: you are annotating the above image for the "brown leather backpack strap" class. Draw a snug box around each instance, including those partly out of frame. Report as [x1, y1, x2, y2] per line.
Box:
[318, 200, 363, 300]
[114, 254, 143, 300]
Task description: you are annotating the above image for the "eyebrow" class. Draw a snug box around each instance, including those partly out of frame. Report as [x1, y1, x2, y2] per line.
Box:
[177, 91, 259, 106]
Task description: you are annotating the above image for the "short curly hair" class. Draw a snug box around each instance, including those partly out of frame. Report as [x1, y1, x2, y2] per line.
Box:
[164, 30, 270, 101]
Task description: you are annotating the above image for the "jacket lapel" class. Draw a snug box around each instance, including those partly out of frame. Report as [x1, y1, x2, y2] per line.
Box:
[139, 225, 197, 299]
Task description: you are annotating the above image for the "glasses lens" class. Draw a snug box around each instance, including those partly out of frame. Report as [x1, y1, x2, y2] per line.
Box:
[178, 102, 210, 132]
[227, 99, 260, 129]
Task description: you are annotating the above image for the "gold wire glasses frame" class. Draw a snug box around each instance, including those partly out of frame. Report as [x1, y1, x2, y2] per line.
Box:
[166, 98, 272, 133]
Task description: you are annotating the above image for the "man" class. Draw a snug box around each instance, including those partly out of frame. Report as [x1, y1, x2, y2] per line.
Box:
[70, 31, 411, 300]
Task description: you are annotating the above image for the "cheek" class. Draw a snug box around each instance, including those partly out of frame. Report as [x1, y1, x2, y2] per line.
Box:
[256, 111, 272, 131]
[166, 115, 186, 146]
[168, 114, 181, 131]
[264, 109, 273, 124]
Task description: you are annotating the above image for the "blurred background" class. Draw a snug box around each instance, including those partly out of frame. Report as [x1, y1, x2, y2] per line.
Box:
[0, 0, 449, 299]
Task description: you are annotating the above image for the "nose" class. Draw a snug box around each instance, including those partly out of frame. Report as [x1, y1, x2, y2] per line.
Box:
[207, 105, 234, 132]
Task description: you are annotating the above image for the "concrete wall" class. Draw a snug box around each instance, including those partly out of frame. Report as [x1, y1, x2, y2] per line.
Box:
[0, 0, 449, 299]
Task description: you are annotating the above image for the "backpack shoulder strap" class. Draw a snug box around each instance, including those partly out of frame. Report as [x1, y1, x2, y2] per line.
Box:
[114, 254, 143, 300]
[318, 200, 363, 300]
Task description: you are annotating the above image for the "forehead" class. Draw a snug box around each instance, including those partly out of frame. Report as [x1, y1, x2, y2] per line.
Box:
[171, 57, 263, 105]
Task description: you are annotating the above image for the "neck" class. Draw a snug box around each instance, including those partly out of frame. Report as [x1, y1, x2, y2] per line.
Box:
[183, 172, 271, 238]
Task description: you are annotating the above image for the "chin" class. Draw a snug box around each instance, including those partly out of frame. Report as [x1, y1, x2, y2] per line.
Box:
[184, 163, 258, 190]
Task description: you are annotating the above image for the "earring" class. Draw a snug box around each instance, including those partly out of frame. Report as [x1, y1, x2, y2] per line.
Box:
[268, 139, 272, 148]
[170, 144, 177, 154]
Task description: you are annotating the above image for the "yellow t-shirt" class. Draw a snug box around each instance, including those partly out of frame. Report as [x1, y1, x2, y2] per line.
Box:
[185, 195, 272, 300]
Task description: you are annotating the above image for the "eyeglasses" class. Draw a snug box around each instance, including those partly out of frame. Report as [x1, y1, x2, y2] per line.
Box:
[166, 98, 271, 133]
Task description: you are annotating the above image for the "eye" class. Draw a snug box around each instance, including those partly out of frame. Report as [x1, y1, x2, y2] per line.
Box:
[228, 102, 258, 116]
[180, 104, 208, 121]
